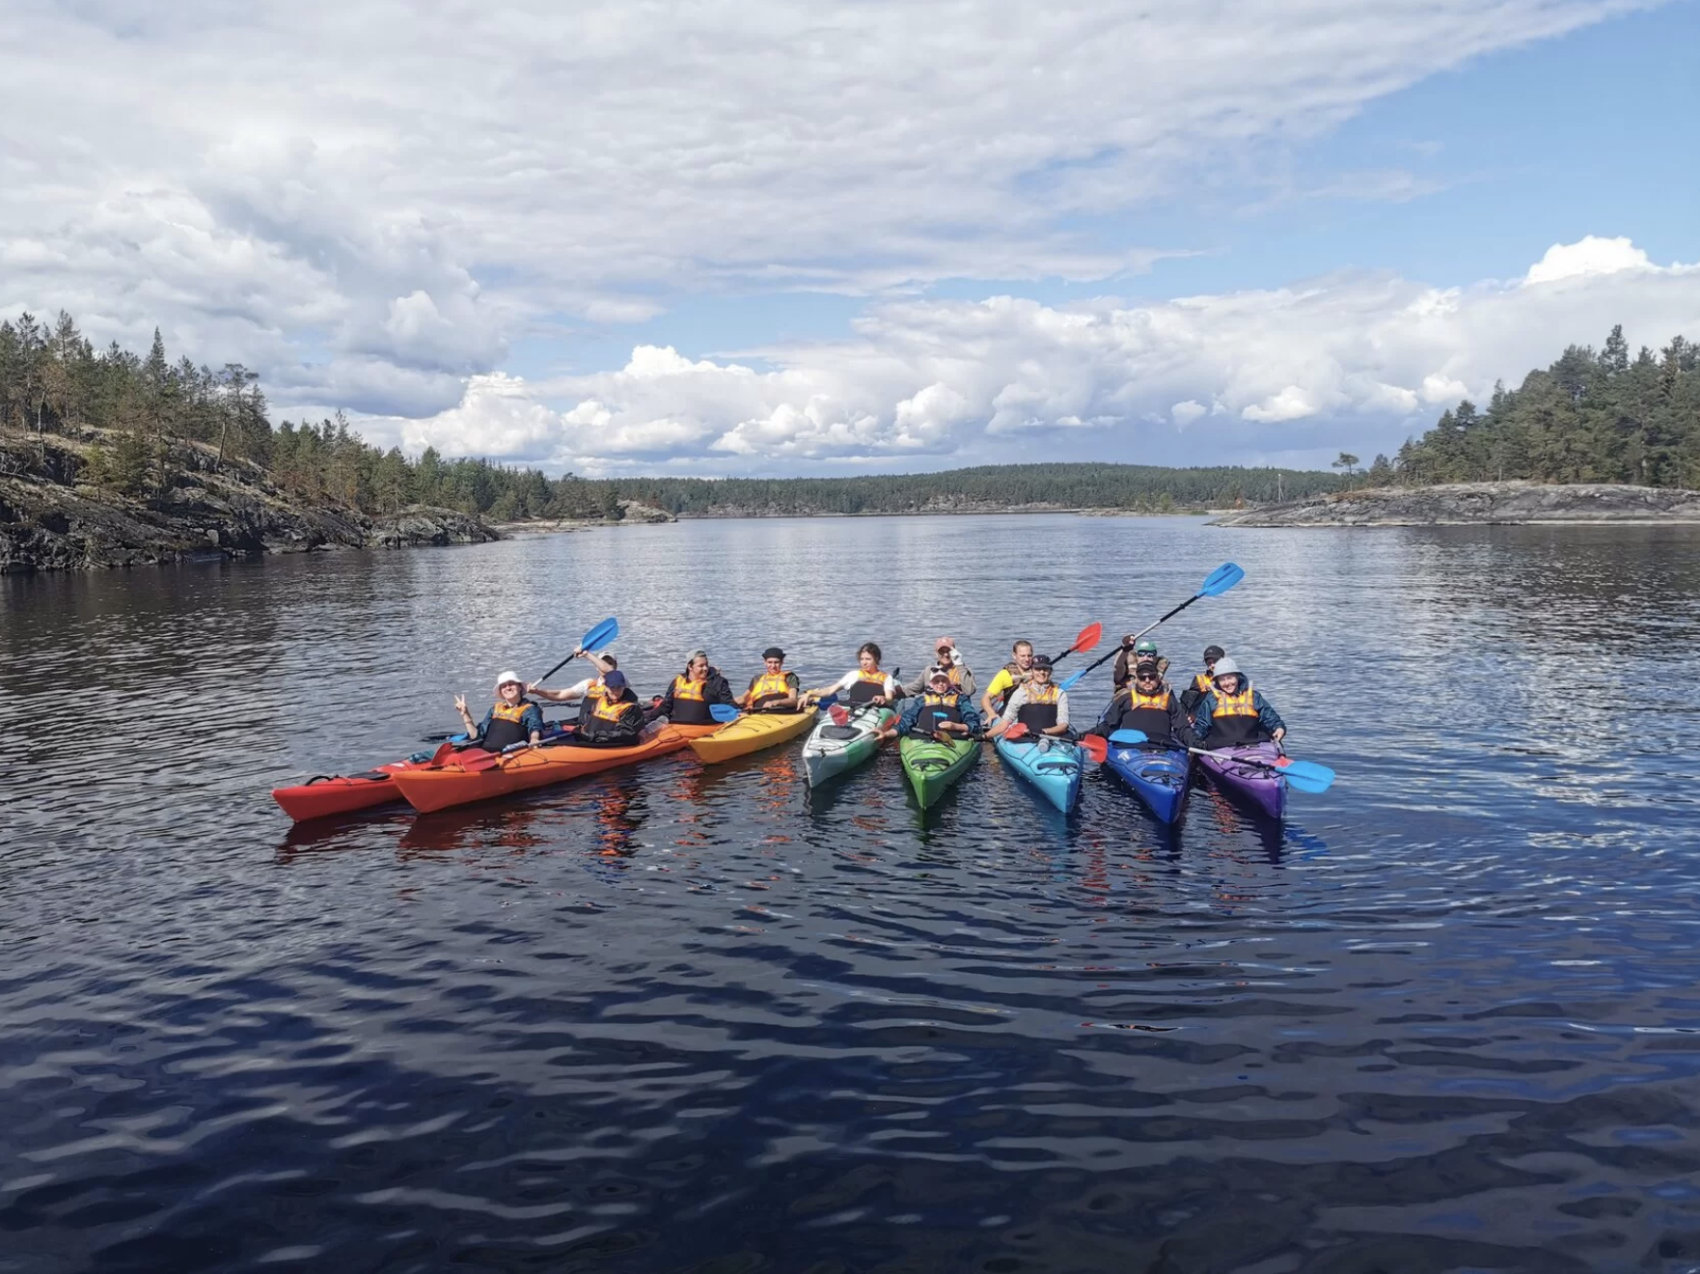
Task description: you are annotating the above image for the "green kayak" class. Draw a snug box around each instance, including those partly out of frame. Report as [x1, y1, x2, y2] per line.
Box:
[898, 734, 979, 809]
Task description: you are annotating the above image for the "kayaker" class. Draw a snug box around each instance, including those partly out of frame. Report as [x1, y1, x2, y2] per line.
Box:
[454, 671, 545, 752]
[1179, 645, 1226, 719]
[1113, 637, 1169, 691]
[1089, 658, 1196, 747]
[1192, 657, 1286, 748]
[882, 665, 983, 741]
[740, 647, 802, 713]
[574, 669, 648, 748]
[980, 639, 1036, 720]
[802, 642, 899, 707]
[991, 654, 1070, 738]
[902, 637, 976, 698]
[528, 652, 619, 706]
[646, 650, 737, 725]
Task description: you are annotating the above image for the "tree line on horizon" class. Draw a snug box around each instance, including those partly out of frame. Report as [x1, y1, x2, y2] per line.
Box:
[3, 310, 1695, 519]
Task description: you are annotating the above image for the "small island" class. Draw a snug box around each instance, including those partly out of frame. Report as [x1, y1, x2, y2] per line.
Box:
[1210, 480, 1700, 527]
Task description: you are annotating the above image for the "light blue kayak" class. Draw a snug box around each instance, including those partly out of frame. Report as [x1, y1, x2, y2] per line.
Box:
[994, 734, 1083, 813]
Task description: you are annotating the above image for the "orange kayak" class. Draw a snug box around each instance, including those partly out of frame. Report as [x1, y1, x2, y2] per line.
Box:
[391, 722, 719, 813]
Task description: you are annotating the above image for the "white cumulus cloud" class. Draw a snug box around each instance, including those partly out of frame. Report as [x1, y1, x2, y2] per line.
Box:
[0, 0, 1667, 425]
[363, 237, 1700, 472]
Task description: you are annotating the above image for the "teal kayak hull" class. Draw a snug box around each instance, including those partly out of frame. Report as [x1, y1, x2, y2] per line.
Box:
[994, 735, 1083, 813]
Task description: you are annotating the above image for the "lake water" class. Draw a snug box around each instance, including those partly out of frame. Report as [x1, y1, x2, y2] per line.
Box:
[5, 514, 1700, 1273]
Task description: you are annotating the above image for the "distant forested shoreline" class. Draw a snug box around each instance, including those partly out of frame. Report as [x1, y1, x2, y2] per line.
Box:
[2, 311, 1694, 529]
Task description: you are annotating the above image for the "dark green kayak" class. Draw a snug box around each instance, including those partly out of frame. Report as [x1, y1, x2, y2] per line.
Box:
[899, 734, 978, 809]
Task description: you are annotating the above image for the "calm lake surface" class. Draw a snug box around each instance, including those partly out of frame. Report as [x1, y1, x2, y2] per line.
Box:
[5, 514, 1700, 1273]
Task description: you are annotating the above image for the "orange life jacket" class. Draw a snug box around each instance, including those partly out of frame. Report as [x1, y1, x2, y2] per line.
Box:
[671, 674, 707, 702]
[1015, 681, 1060, 732]
[1211, 685, 1259, 718]
[747, 671, 796, 709]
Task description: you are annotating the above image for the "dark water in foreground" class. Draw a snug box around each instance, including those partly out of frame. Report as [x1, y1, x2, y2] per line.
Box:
[5, 514, 1700, 1273]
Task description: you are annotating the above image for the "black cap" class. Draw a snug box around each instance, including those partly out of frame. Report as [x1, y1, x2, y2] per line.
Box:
[762, 646, 785, 661]
[1203, 645, 1225, 661]
[1032, 654, 1053, 670]
[1135, 658, 1161, 677]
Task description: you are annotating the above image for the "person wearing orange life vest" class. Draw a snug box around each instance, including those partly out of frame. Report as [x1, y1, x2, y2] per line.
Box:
[575, 669, 647, 748]
[454, 671, 545, 752]
[902, 637, 976, 698]
[881, 665, 984, 741]
[741, 647, 803, 713]
[1088, 658, 1196, 747]
[991, 654, 1071, 738]
[1179, 644, 1227, 720]
[1191, 657, 1286, 748]
[645, 650, 737, 725]
[528, 649, 619, 708]
[801, 642, 898, 708]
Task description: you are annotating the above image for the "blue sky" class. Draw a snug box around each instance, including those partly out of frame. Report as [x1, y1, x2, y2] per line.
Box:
[542, 1, 1699, 381]
[3, 0, 1697, 475]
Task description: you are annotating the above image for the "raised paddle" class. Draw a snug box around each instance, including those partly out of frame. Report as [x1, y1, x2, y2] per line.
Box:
[1059, 564, 1244, 692]
[1189, 746, 1335, 794]
[419, 616, 621, 742]
[1048, 621, 1103, 667]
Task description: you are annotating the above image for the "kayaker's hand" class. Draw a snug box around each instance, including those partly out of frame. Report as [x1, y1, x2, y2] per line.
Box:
[871, 695, 887, 706]
[454, 693, 469, 714]
[1121, 635, 1135, 647]
[1272, 727, 1286, 743]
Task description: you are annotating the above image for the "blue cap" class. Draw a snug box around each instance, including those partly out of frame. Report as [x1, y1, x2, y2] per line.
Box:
[602, 670, 627, 691]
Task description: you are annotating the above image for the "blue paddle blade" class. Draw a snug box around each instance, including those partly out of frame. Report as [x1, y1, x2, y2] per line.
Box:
[1199, 562, 1244, 597]
[814, 694, 838, 711]
[1058, 669, 1087, 692]
[709, 704, 742, 723]
[1276, 758, 1335, 793]
[581, 616, 619, 652]
[1108, 728, 1148, 745]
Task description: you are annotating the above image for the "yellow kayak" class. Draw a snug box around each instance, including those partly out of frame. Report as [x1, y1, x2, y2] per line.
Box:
[690, 710, 817, 764]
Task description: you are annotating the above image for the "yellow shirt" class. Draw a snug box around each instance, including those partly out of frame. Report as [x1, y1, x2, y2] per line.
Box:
[985, 667, 1027, 702]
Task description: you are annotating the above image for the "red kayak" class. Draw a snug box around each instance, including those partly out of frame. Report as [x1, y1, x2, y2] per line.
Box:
[272, 758, 432, 822]
[273, 723, 579, 822]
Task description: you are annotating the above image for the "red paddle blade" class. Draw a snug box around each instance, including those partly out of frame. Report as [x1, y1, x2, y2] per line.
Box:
[428, 741, 457, 766]
[1072, 622, 1103, 655]
[458, 749, 505, 772]
[828, 705, 851, 727]
[1003, 723, 1029, 741]
[1079, 735, 1108, 764]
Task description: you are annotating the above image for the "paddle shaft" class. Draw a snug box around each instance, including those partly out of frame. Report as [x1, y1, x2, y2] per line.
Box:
[1064, 590, 1216, 685]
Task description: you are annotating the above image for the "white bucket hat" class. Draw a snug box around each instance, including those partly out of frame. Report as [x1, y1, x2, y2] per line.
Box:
[1212, 657, 1241, 679]
[494, 670, 525, 691]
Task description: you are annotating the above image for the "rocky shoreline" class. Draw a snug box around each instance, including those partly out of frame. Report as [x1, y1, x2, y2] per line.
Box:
[1210, 481, 1700, 527]
[1, 433, 496, 574]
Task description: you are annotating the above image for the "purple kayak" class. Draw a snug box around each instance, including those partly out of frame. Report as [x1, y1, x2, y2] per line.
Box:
[1195, 742, 1286, 821]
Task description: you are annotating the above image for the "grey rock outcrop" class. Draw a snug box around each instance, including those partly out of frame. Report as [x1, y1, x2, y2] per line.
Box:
[0, 433, 497, 574]
[1210, 481, 1700, 527]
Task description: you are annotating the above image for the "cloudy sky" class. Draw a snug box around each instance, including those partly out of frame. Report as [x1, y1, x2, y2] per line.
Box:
[3, 0, 1696, 475]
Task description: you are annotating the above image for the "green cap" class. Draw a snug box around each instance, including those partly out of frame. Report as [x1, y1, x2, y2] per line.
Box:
[1134, 639, 1158, 654]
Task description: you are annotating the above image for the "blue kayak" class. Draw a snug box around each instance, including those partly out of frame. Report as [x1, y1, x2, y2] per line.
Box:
[1104, 742, 1191, 824]
[994, 735, 1083, 813]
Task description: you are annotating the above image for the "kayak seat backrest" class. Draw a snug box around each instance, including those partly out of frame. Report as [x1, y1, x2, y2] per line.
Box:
[820, 725, 861, 741]
[347, 770, 390, 781]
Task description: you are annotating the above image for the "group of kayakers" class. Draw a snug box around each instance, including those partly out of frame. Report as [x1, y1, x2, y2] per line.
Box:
[454, 633, 1286, 756]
